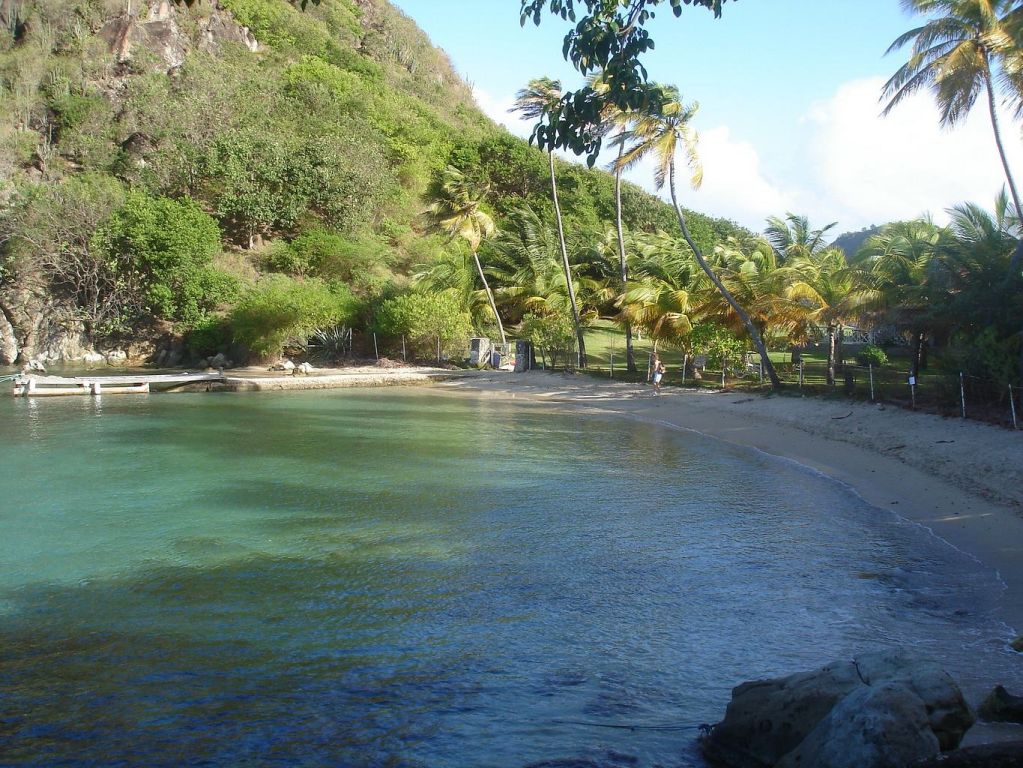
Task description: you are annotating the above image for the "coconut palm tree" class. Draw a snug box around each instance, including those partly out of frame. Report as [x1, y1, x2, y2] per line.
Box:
[413, 245, 493, 331]
[617, 84, 782, 388]
[781, 248, 863, 386]
[705, 236, 801, 345]
[853, 218, 945, 378]
[882, 0, 1023, 272]
[426, 166, 505, 345]
[589, 72, 640, 372]
[511, 78, 586, 366]
[764, 213, 839, 265]
[489, 206, 595, 326]
[618, 230, 700, 354]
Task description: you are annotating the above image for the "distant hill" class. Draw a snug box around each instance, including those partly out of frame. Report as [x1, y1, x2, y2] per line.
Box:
[831, 225, 884, 256]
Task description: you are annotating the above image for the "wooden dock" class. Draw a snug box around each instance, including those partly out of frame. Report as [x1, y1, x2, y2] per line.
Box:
[11, 372, 226, 397]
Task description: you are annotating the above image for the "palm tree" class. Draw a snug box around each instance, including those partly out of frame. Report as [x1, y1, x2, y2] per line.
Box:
[617, 84, 782, 388]
[782, 248, 863, 386]
[511, 78, 586, 367]
[853, 218, 945, 378]
[413, 246, 493, 331]
[426, 166, 505, 345]
[764, 213, 839, 265]
[590, 72, 640, 372]
[706, 236, 802, 345]
[489, 206, 595, 327]
[618, 230, 700, 353]
[882, 0, 1023, 272]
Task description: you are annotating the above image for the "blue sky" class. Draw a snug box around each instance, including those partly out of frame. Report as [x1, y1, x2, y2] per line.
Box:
[391, 0, 1023, 235]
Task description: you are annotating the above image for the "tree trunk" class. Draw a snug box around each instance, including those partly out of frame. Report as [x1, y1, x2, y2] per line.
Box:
[911, 330, 924, 379]
[614, 134, 636, 372]
[827, 324, 837, 387]
[668, 163, 782, 389]
[549, 151, 585, 368]
[984, 64, 1023, 275]
[836, 322, 845, 369]
[472, 248, 505, 346]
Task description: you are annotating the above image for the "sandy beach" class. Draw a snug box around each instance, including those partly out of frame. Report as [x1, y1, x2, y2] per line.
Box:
[436, 371, 1023, 633]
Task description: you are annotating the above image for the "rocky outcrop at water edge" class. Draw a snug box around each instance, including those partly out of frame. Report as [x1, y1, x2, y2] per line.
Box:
[701, 649, 975, 768]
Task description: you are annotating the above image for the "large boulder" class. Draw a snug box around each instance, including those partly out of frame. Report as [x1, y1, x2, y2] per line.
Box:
[701, 650, 975, 768]
[854, 649, 975, 749]
[776, 682, 939, 768]
[702, 660, 864, 768]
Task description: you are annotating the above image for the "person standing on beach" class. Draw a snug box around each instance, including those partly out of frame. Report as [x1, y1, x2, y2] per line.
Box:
[652, 358, 665, 394]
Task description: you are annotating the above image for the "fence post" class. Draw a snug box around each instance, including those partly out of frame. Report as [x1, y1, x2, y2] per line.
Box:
[373, 332, 379, 361]
[869, 364, 875, 402]
[959, 372, 966, 419]
[682, 354, 688, 387]
[1011, 384, 1018, 430]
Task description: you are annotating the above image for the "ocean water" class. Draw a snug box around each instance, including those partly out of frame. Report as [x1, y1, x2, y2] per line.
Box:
[0, 388, 1019, 767]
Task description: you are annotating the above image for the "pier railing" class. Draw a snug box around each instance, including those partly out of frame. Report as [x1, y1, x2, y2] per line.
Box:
[12, 372, 225, 397]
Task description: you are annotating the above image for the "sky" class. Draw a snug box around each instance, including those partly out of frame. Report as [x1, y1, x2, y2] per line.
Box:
[389, 0, 1023, 236]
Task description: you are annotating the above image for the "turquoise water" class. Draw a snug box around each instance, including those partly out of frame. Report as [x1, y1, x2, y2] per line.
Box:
[0, 388, 1019, 767]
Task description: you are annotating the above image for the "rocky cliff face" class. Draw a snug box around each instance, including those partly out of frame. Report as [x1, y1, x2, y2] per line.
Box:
[0, 0, 262, 365]
[99, 0, 258, 74]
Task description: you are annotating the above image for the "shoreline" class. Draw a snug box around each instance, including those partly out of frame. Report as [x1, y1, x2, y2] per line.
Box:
[434, 371, 1023, 634]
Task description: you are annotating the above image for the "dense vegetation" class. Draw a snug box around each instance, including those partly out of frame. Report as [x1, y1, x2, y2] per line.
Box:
[0, 0, 1019, 403]
[0, 0, 744, 366]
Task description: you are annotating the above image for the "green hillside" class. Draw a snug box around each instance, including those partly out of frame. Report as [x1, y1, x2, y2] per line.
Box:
[0, 0, 747, 365]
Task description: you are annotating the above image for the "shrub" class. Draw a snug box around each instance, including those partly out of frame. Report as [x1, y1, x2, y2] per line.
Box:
[856, 344, 889, 368]
[686, 322, 746, 368]
[185, 316, 233, 358]
[376, 290, 472, 361]
[97, 190, 238, 327]
[520, 311, 574, 368]
[229, 275, 357, 359]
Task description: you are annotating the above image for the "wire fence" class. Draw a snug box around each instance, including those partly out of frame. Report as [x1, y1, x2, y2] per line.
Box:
[303, 329, 1021, 430]
[586, 352, 1022, 430]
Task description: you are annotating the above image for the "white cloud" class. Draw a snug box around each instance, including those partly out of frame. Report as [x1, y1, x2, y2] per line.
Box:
[470, 77, 1023, 238]
[687, 126, 792, 229]
[798, 76, 1023, 231]
[612, 125, 791, 232]
[472, 86, 532, 139]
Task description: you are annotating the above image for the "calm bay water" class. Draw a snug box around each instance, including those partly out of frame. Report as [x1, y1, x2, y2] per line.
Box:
[0, 388, 1019, 767]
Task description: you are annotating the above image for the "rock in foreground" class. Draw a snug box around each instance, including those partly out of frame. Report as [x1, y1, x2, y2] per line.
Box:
[701, 649, 975, 768]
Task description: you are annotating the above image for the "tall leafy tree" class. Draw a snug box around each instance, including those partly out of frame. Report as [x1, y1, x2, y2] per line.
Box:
[882, 0, 1023, 272]
[853, 219, 945, 378]
[511, 78, 586, 366]
[781, 248, 862, 386]
[618, 230, 699, 353]
[590, 72, 640, 371]
[618, 85, 783, 388]
[706, 236, 799, 345]
[518, 0, 733, 161]
[764, 213, 839, 265]
[426, 166, 506, 345]
[489, 207, 580, 322]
